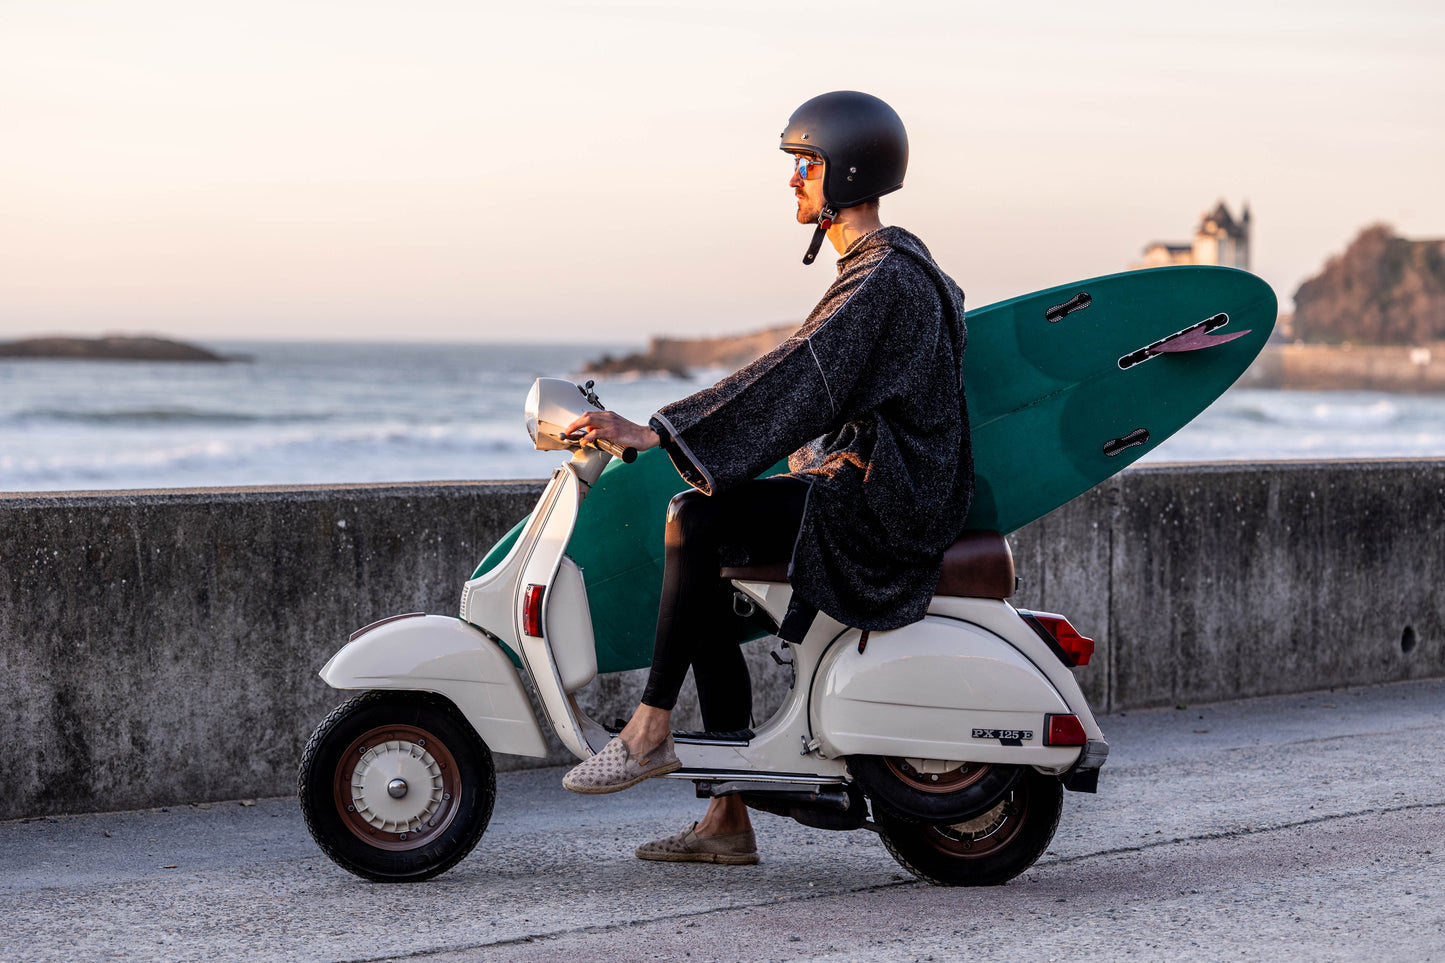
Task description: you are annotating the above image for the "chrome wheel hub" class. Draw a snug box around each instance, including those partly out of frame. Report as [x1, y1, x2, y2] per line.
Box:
[350, 740, 445, 832]
[942, 796, 1010, 840]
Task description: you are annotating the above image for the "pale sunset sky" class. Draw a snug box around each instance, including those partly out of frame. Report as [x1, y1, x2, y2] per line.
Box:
[2, 0, 1441, 343]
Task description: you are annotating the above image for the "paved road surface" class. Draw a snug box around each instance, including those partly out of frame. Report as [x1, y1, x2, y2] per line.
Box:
[4, 679, 1443, 962]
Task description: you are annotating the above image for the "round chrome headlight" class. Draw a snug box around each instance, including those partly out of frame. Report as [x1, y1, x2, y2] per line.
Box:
[523, 379, 543, 447]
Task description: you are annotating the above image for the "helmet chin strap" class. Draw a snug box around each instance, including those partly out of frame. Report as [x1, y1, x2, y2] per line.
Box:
[802, 205, 838, 265]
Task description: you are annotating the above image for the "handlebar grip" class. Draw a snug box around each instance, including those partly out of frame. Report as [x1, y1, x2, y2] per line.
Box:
[595, 438, 637, 463]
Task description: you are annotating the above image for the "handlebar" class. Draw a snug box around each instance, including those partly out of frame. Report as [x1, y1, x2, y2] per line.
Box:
[557, 431, 637, 463]
[594, 438, 637, 463]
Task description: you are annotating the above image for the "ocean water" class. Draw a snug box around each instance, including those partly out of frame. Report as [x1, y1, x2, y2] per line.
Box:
[2, 341, 1443, 493]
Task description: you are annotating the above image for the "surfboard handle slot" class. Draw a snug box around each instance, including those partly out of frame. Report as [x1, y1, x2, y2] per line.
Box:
[1045, 291, 1092, 323]
[1103, 428, 1150, 457]
[1119, 313, 1231, 369]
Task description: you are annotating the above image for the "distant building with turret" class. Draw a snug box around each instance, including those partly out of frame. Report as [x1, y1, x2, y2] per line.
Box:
[1132, 201, 1251, 271]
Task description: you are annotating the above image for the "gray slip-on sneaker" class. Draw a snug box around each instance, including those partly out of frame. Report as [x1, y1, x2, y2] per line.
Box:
[562, 735, 680, 794]
[635, 822, 760, 864]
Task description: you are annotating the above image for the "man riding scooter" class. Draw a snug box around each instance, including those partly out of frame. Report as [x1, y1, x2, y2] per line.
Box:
[560, 90, 975, 866]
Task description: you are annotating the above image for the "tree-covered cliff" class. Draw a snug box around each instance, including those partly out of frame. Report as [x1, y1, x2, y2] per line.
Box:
[1293, 224, 1445, 345]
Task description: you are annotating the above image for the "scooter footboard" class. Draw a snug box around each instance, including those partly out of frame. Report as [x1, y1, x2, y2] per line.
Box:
[811, 617, 1083, 773]
[320, 614, 548, 757]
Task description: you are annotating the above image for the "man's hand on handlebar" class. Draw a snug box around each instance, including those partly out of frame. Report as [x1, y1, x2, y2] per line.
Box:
[563, 411, 661, 456]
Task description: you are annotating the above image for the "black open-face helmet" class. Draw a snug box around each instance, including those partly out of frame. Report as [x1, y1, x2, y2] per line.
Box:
[780, 91, 908, 264]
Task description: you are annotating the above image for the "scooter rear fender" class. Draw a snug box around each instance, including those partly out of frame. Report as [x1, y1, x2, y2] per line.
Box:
[320, 614, 548, 758]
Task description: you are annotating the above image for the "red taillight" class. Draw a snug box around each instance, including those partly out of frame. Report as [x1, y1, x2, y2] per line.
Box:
[1045, 713, 1088, 747]
[522, 584, 545, 637]
[1029, 613, 1095, 667]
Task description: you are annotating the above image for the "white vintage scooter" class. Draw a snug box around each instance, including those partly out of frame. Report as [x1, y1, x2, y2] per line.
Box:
[299, 379, 1108, 886]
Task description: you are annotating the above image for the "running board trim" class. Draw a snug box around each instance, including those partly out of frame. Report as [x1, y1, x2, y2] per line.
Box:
[667, 768, 842, 787]
[701, 781, 850, 801]
[672, 734, 751, 747]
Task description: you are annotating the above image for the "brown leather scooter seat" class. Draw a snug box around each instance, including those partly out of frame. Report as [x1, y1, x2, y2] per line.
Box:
[720, 529, 1016, 600]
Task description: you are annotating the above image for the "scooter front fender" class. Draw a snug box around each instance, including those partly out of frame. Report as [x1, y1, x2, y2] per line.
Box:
[320, 614, 548, 758]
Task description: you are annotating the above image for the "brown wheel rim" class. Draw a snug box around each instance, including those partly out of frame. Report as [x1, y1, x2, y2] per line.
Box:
[884, 757, 995, 795]
[922, 783, 1030, 859]
[333, 723, 462, 852]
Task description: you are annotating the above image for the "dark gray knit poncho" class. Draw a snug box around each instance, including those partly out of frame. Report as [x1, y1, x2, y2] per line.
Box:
[652, 226, 972, 632]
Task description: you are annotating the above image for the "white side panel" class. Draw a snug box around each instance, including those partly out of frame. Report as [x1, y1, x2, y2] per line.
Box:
[812, 617, 1080, 771]
[926, 597, 1105, 742]
[320, 615, 547, 757]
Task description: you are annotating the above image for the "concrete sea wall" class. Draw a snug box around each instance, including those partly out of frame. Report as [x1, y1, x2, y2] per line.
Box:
[2, 461, 1443, 820]
[1007, 461, 1445, 712]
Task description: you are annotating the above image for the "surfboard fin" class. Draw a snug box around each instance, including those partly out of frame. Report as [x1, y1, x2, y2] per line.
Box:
[1118, 313, 1250, 370]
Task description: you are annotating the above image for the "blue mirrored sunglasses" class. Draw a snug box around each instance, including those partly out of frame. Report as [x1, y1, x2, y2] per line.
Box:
[793, 155, 824, 180]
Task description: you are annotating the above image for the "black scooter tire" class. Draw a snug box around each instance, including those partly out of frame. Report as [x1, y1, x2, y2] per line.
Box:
[298, 690, 495, 882]
[877, 768, 1063, 887]
[851, 755, 1022, 825]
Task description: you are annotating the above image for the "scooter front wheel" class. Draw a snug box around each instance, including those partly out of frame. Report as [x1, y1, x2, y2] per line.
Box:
[877, 768, 1063, 886]
[298, 691, 496, 882]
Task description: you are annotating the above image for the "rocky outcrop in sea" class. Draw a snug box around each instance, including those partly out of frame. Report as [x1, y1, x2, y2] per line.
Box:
[0, 336, 232, 362]
[1293, 224, 1445, 345]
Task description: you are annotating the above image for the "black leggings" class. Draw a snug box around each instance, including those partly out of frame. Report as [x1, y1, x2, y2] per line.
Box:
[640, 475, 810, 731]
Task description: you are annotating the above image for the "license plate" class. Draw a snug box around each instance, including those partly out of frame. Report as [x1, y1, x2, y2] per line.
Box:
[972, 728, 1034, 741]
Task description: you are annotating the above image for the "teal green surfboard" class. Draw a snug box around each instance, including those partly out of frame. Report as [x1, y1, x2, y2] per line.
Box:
[476, 265, 1276, 673]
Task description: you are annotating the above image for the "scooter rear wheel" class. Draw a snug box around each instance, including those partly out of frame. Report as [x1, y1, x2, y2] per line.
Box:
[851, 755, 1022, 825]
[877, 768, 1063, 886]
[298, 691, 496, 882]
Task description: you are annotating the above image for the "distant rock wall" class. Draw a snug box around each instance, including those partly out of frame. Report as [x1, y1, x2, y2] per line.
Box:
[1238, 342, 1445, 393]
[1293, 225, 1445, 345]
[601, 319, 1445, 394]
[585, 324, 795, 378]
[645, 324, 796, 370]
